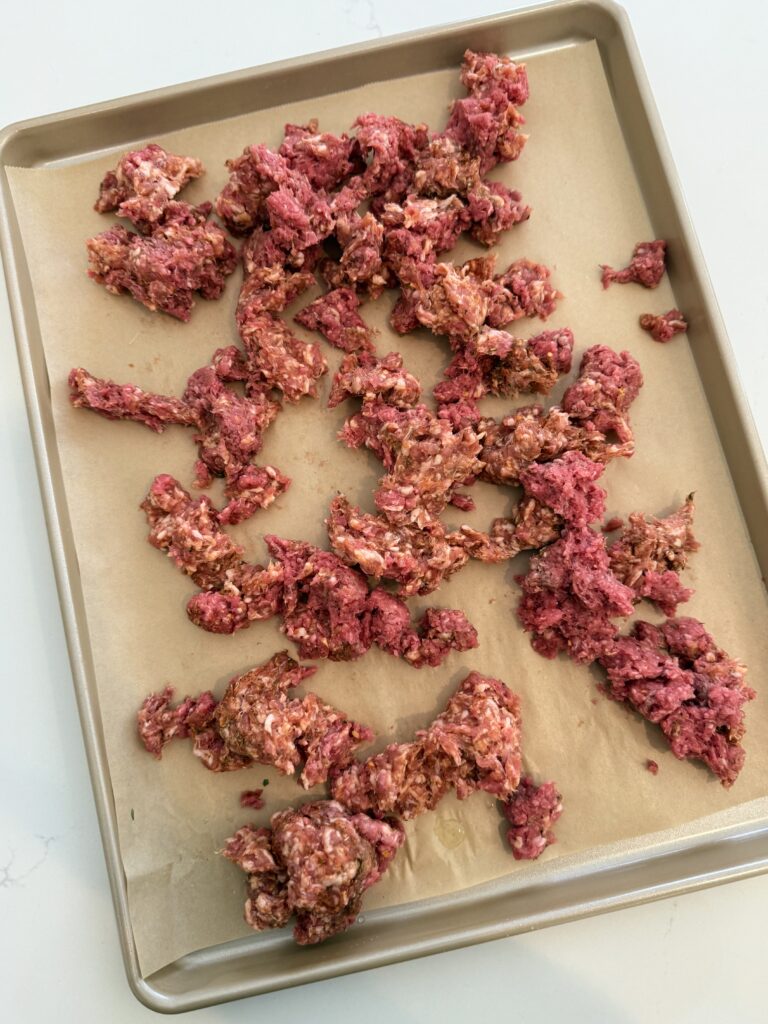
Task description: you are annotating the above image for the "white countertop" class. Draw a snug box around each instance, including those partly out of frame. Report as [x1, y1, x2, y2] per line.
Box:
[1, 1, 765, 1020]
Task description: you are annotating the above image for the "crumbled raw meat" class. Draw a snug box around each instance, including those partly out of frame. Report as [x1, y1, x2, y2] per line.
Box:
[215, 144, 291, 235]
[645, 760, 659, 775]
[517, 525, 635, 664]
[238, 311, 327, 401]
[561, 345, 643, 445]
[240, 789, 265, 809]
[466, 180, 530, 246]
[294, 287, 375, 353]
[331, 671, 522, 818]
[326, 494, 468, 595]
[138, 651, 373, 787]
[486, 258, 560, 327]
[223, 801, 404, 944]
[639, 309, 688, 343]
[389, 288, 423, 334]
[381, 195, 470, 256]
[237, 231, 317, 317]
[413, 136, 483, 198]
[460, 497, 560, 563]
[601, 240, 667, 289]
[502, 778, 562, 860]
[86, 203, 237, 320]
[410, 257, 495, 341]
[353, 113, 429, 203]
[185, 562, 286, 635]
[608, 495, 699, 614]
[328, 351, 421, 410]
[94, 143, 203, 229]
[602, 516, 624, 533]
[599, 618, 755, 787]
[460, 49, 530, 107]
[445, 97, 527, 173]
[265, 178, 334, 263]
[322, 212, 388, 295]
[279, 120, 363, 191]
[218, 464, 291, 526]
[519, 451, 606, 527]
[68, 367, 199, 432]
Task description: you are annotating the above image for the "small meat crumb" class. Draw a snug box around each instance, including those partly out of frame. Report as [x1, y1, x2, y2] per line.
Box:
[639, 309, 688, 343]
[602, 516, 624, 534]
[502, 778, 563, 860]
[645, 759, 659, 776]
[601, 240, 666, 289]
[240, 789, 265, 810]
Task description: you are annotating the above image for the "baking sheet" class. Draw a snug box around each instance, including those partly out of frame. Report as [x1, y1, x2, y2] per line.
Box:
[7, 40, 768, 979]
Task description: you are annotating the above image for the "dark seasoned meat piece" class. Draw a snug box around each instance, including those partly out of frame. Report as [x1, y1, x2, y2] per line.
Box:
[238, 311, 327, 401]
[86, 203, 237, 320]
[68, 367, 199, 432]
[322, 211, 388, 296]
[639, 309, 688, 342]
[502, 778, 562, 860]
[607, 496, 699, 615]
[294, 287, 376, 353]
[460, 497, 560, 563]
[601, 240, 667, 289]
[237, 231, 317, 317]
[137, 688, 218, 757]
[331, 671, 522, 818]
[466, 181, 530, 246]
[411, 257, 496, 341]
[600, 618, 754, 787]
[223, 801, 404, 945]
[94, 143, 203, 230]
[279, 120, 363, 191]
[486, 258, 560, 327]
[561, 345, 643, 446]
[412, 136, 483, 198]
[389, 288, 423, 334]
[327, 495, 468, 595]
[328, 351, 421, 409]
[215, 144, 291, 235]
[185, 562, 286, 634]
[517, 525, 635, 664]
[365, 592, 478, 667]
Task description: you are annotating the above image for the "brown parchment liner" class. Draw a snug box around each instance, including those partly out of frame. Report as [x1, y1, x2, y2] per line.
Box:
[8, 42, 768, 977]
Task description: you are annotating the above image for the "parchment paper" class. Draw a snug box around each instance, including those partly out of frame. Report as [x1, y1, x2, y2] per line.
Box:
[8, 42, 768, 979]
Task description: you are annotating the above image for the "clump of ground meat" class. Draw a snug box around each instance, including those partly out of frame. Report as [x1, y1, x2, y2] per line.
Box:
[608, 495, 699, 615]
[240, 789, 265, 810]
[237, 230, 318, 317]
[466, 181, 531, 245]
[294, 287, 376, 353]
[326, 494, 468, 595]
[561, 345, 643, 446]
[599, 618, 755, 787]
[485, 258, 561, 328]
[94, 143, 204, 230]
[86, 202, 238, 320]
[601, 240, 667, 289]
[237, 310, 327, 402]
[328, 351, 421, 410]
[459, 496, 561, 563]
[322, 212, 389, 297]
[68, 367, 199, 432]
[502, 778, 563, 860]
[137, 651, 373, 787]
[516, 525, 635, 664]
[639, 309, 688, 343]
[278, 120, 363, 191]
[222, 801, 404, 945]
[331, 671, 522, 818]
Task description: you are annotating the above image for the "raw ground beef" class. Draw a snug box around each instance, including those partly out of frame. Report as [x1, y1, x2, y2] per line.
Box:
[639, 309, 688, 342]
[237, 231, 317, 317]
[326, 494, 468, 595]
[94, 143, 203, 230]
[459, 496, 560, 563]
[485, 258, 561, 327]
[517, 525, 636, 664]
[86, 202, 238, 320]
[223, 801, 404, 944]
[294, 287, 376, 353]
[608, 495, 699, 615]
[561, 345, 643, 446]
[68, 367, 199, 432]
[137, 651, 372, 787]
[599, 618, 755, 787]
[601, 240, 667, 289]
[237, 310, 327, 402]
[331, 672, 522, 818]
[328, 351, 421, 410]
[502, 778, 563, 860]
[645, 760, 659, 775]
[278, 120, 363, 191]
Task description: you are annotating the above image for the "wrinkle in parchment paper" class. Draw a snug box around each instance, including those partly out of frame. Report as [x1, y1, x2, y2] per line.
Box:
[8, 42, 768, 978]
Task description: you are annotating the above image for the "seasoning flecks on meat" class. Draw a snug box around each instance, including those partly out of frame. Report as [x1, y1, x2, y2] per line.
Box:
[599, 618, 755, 787]
[237, 230, 317, 317]
[331, 671, 522, 818]
[222, 801, 405, 945]
[279, 120, 363, 191]
[322, 211, 389, 296]
[561, 344, 643, 446]
[410, 257, 496, 341]
[460, 49, 530, 107]
[86, 203, 238, 320]
[639, 309, 688, 343]
[326, 494, 468, 595]
[94, 143, 203, 230]
[460, 498, 560, 563]
[607, 495, 699, 615]
[466, 180, 531, 246]
[238, 311, 327, 402]
[601, 240, 667, 289]
[294, 287, 376, 353]
[218, 464, 291, 526]
[353, 113, 429, 204]
[328, 351, 421, 410]
[502, 777, 563, 860]
[516, 525, 635, 664]
[214, 143, 292, 235]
